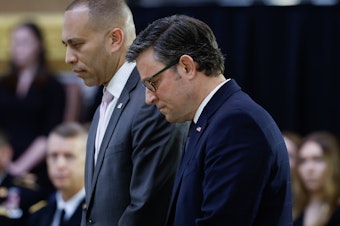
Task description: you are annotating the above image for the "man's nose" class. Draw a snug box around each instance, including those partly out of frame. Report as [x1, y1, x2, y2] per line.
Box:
[65, 47, 77, 64]
[145, 88, 157, 105]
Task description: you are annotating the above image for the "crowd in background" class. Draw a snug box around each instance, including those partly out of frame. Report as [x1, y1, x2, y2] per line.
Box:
[0, 21, 95, 226]
[0, 3, 339, 226]
[284, 131, 340, 225]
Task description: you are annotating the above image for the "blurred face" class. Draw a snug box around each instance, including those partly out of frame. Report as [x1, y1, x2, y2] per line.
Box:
[46, 133, 85, 195]
[11, 26, 40, 68]
[136, 48, 194, 123]
[62, 6, 113, 86]
[284, 136, 297, 171]
[298, 141, 328, 193]
[0, 145, 12, 172]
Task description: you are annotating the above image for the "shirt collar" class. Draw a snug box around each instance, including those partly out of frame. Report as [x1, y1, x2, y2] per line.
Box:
[105, 61, 136, 100]
[193, 79, 230, 123]
[56, 188, 85, 219]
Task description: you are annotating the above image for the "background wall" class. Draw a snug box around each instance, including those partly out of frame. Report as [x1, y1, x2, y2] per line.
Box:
[0, 13, 66, 73]
[130, 5, 340, 137]
[0, 0, 69, 12]
[0, 2, 339, 137]
[0, 0, 71, 73]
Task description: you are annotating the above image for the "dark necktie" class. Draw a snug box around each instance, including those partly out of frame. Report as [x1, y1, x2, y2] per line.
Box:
[57, 208, 65, 226]
[184, 121, 195, 153]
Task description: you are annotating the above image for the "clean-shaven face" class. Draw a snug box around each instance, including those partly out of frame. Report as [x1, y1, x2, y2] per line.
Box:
[46, 134, 85, 193]
[11, 26, 40, 68]
[298, 141, 328, 192]
[136, 48, 194, 123]
[62, 6, 112, 87]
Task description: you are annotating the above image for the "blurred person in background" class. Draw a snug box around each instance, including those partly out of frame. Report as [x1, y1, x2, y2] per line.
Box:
[26, 122, 87, 226]
[0, 131, 45, 226]
[283, 131, 302, 172]
[0, 22, 66, 196]
[293, 131, 340, 226]
[283, 130, 302, 213]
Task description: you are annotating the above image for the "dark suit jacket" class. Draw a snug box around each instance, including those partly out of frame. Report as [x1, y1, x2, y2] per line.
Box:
[26, 195, 84, 226]
[82, 68, 187, 226]
[294, 205, 340, 226]
[168, 79, 293, 226]
[0, 173, 45, 226]
[0, 73, 66, 194]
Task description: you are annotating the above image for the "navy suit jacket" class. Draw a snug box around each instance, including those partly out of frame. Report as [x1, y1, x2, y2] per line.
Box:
[168, 79, 292, 226]
[26, 196, 84, 226]
[82, 68, 187, 226]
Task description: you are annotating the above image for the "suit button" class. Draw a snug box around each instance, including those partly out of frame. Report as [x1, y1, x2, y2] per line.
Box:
[88, 219, 94, 225]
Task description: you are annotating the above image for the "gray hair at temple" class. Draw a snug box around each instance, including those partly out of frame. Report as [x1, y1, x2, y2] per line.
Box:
[126, 14, 225, 77]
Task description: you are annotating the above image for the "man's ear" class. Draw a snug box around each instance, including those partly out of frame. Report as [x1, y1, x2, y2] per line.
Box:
[107, 28, 124, 52]
[179, 55, 196, 79]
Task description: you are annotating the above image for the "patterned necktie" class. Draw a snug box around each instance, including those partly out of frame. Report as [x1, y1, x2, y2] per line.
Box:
[95, 90, 114, 164]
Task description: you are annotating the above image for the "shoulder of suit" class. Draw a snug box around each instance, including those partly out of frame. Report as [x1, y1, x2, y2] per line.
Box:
[28, 200, 48, 214]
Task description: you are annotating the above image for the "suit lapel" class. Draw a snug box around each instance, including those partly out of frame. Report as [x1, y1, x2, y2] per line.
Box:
[85, 110, 99, 201]
[168, 79, 242, 219]
[41, 202, 57, 226]
[88, 68, 140, 203]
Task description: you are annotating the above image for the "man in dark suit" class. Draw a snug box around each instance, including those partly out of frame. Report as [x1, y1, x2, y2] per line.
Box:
[62, 1, 187, 226]
[27, 122, 87, 226]
[126, 14, 293, 226]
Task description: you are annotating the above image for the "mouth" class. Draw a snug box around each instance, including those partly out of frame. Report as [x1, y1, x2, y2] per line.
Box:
[73, 68, 86, 76]
[157, 105, 165, 112]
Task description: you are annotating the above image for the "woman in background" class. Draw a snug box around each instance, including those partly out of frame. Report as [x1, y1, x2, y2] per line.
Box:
[0, 22, 66, 194]
[293, 131, 340, 226]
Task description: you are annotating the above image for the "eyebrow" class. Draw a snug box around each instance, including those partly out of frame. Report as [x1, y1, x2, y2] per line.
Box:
[147, 60, 179, 81]
[62, 38, 83, 46]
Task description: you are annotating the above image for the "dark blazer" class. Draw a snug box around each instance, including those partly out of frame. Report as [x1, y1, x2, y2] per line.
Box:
[0, 173, 45, 226]
[82, 68, 187, 226]
[168, 79, 292, 226]
[294, 205, 340, 226]
[0, 73, 65, 194]
[26, 195, 85, 226]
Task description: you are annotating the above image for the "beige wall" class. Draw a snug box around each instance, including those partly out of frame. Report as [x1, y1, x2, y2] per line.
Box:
[0, 1, 71, 73]
[0, 0, 70, 12]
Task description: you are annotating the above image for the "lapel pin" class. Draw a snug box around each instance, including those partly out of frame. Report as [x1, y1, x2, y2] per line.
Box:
[196, 127, 201, 132]
[117, 103, 123, 109]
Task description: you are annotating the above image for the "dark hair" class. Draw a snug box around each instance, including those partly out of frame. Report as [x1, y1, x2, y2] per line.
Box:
[126, 14, 225, 76]
[19, 22, 46, 66]
[10, 22, 46, 71]
[2, 22, 51, 90]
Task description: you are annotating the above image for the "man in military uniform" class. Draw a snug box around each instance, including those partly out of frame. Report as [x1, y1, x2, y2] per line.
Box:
[0, 132, 45, 226]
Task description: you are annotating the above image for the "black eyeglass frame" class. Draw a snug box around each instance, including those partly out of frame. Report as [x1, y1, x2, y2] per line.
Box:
[143, 60, 178, 92]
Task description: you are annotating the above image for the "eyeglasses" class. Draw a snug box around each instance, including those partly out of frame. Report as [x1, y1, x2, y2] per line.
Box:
[143, 60, 178, 92]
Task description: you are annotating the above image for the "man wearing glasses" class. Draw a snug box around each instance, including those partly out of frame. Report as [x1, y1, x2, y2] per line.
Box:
[126, 15, 292, 226]
[62, 1, 187, 225]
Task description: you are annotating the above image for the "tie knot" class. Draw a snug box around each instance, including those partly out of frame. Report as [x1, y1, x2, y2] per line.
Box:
[102, 90, 114, 104]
